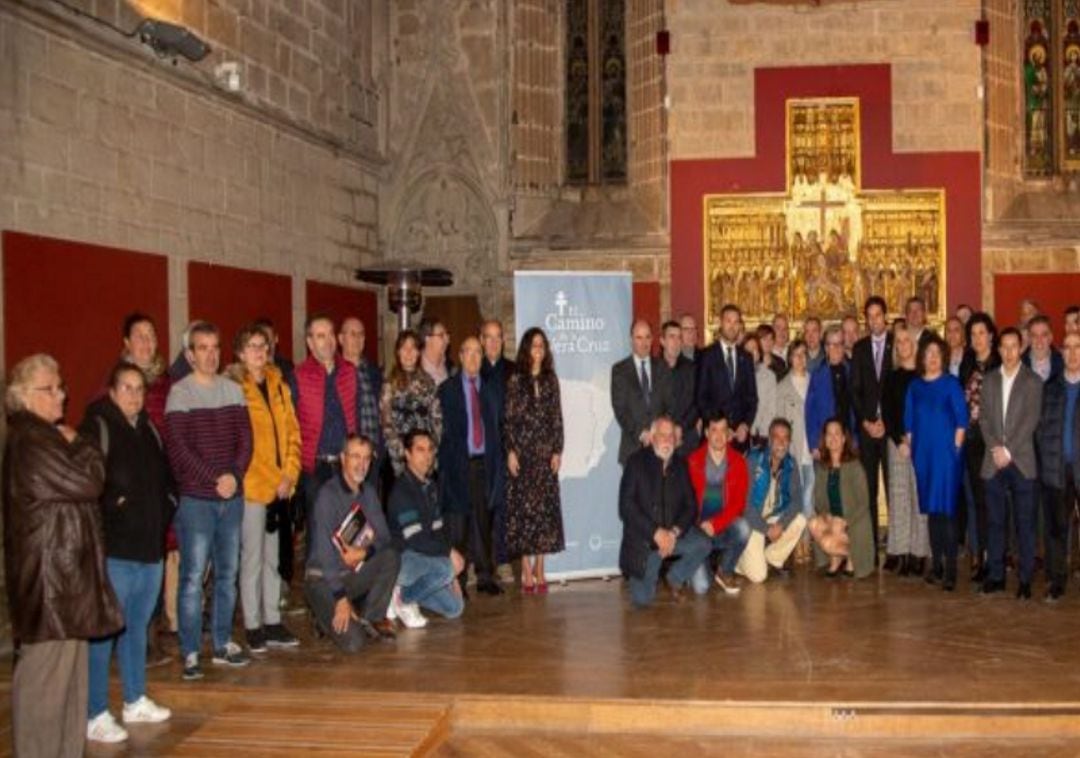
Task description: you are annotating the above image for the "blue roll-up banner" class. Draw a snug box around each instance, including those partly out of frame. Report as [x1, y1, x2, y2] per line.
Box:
[513, 271, 632, 579]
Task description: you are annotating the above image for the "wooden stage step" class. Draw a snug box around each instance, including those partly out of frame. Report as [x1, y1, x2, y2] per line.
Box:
[449, 694, 1080, 741]
[129, 686, 451, 757]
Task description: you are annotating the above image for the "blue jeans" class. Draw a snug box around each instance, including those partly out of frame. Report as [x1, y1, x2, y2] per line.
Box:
[88, 558, 163, 717]
[799, 464, 815, 518]
[691, 518, 752, 594]
[628, 528, 712, 607]
[176, 496, 243, 656]
[397, 550, 464, 619]
[985, 465, 1037, 584]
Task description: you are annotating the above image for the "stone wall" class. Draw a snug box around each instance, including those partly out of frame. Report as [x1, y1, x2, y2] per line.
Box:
[0, 1, 382, 359]
[667, 0, 983, 159]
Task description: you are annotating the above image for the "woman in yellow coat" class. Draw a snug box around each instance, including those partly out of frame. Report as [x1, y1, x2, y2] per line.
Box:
[228, 324, 302, 653]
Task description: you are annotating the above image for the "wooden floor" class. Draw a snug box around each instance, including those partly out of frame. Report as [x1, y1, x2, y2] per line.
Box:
[5, 565, 1080, 755]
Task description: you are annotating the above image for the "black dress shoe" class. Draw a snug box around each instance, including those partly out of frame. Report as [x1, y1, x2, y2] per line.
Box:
[942, 578, 956, 592]
[477, 581, 505, 596]
[924, 567, 943, 586]
[1016, 582, 1032, 600]
[883, 555, 899, 572]
[980, 579, 1005, 595]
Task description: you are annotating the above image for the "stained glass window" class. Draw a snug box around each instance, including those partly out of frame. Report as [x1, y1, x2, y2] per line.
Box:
[1024, 0, 1053, 176]
[1021, 0, 1080, 175]
[565, 0, 627, 185]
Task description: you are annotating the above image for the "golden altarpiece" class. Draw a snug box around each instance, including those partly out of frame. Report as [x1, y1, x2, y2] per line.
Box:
[703, 98, 946, 330]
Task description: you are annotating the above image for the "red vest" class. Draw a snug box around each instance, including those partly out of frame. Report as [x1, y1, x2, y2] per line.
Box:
[294, 355, 358, 473]
[686, 444, 749, 536]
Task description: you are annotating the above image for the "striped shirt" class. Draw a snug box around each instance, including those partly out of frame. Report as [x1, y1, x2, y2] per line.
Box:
[165, 374, 253, 500]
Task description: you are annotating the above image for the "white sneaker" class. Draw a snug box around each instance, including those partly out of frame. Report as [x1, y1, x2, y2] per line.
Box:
[386, 589, 399, 622]
[87, 711, 129, 743]
[123, 695, 172, 724]
[392, 586, 428, 629]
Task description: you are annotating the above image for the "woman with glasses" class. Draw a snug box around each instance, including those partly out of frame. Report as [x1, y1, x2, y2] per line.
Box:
[4, 354, 123, 757]
[227, 325, 302, 654]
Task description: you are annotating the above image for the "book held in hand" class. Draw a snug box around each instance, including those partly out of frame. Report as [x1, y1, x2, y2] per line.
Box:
[332, 501, 376, 571]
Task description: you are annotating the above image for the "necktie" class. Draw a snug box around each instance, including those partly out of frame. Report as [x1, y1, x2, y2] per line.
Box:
[640, 359, 651, 404]
[469, 377, 483, 450]
[726, 345, 736, 385]
[873, 339, 883, 379]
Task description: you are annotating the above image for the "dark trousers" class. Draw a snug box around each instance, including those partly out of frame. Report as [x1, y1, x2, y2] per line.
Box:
[986, 464, 1037, 584]
[447, 458, 496, 586]
[1043, 468, 1078, 592]
[964, 429, 988, 561]
[303, 547, 400, 654]
[858, 430, 888, 548]
[928, 513, 958, 582]
[290, 460, 342, 585]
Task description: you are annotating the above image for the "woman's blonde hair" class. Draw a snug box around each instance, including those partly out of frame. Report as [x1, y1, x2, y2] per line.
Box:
[5, 353, 59, 413]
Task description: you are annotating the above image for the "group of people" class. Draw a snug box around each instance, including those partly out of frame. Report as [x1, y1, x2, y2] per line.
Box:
[613, 299, 1080, 607]
[2, 311, 563, 756]
[4, 293, 1079, 758]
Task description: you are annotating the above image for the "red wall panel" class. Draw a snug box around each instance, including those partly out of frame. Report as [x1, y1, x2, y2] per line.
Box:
[3, 231, 169, 417]
[305, 280, 380, 364]
[670, 64, 981, 335]
[632, 280, 661, 351]
[187, 262, 292, 363]
[994, 273, 1080, 336]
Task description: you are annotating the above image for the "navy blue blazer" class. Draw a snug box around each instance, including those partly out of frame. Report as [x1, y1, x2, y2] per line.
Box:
[694, 341, 758, 430]
[436, 372, 501, 516]
[1023, 347, 1065, 383]
[481, 356, 514, 514]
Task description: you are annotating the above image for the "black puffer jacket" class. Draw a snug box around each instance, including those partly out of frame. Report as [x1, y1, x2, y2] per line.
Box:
[2, 411, 122, 644]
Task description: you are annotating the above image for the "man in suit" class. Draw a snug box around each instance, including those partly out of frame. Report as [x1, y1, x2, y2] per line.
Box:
[660, 319, 698, 455]
[612, 319, 673, 465]
[805, 325, 854, 454]
[618, 416, 710, 607]
[850, 296, 892, 552]
[437, 336, 503, 596]
[1036, 331, 1080, 601]
[695, 303, 758, 451]
[979, 327, 1043, 599]
[906, 296, 936, 349]
[479, 319, 514, 565]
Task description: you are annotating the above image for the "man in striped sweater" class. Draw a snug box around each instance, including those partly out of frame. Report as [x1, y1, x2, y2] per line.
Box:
[165, 321, 253, 680]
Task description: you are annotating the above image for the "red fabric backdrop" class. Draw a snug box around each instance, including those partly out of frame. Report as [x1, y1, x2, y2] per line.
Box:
[3, 231, 169, 416]
[670, 64, 982, 333]
[994, 273, 1080, 336]
[187, 261, 293, 363]
[633, 280, 661, 351]
[305, 280, 380, 364]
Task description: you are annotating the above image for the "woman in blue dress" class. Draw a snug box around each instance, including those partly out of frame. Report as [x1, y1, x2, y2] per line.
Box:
[904, 336, 969, 591]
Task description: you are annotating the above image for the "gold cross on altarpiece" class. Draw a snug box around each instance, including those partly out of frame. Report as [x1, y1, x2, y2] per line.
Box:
[798, 186, 847, 241]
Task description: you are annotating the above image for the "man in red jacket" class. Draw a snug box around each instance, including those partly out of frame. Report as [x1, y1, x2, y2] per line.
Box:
[687, 412, 751, 595]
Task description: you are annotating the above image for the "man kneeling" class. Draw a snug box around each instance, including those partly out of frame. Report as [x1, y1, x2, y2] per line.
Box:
[619, 416, 711, 607]
[736, 418, 807, 583]
[387, 430, 466, 627]
[305, 435, 399, 653]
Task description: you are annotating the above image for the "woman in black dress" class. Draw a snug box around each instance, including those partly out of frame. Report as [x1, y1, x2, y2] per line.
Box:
[504, 328, 565, 593]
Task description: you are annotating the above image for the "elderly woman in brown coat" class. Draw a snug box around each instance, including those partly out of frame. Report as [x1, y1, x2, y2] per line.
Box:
[3, 354, 123, 758]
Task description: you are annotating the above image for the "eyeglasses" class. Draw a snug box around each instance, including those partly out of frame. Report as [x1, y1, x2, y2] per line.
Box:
[244, 341, 269, 351]
[115, 382, 146, 394]
[31, 384, 66, 396]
